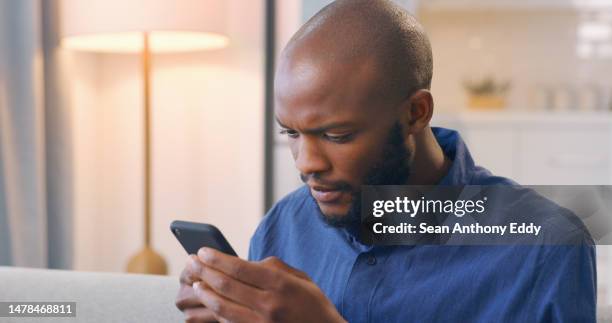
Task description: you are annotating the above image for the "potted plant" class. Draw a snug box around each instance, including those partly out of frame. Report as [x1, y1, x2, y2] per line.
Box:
[463, 76, 511, 109]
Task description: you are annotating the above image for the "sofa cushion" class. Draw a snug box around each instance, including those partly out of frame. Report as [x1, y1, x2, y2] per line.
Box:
[0, 266, 183, 322]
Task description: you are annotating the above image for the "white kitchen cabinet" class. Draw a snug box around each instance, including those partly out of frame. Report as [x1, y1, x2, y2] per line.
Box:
[432, 111, 612, 185]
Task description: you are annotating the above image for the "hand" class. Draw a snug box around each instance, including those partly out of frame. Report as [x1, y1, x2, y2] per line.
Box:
[176, 254, 218, 322]
[191, 247, 347, 323]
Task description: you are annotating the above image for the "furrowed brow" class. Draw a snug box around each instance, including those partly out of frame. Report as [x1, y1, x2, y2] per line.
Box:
[275, 117, 289, 129]
[276, 118, 353, 134]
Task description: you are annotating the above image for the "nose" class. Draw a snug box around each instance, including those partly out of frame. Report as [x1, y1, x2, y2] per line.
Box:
[294, 137, 331, 176]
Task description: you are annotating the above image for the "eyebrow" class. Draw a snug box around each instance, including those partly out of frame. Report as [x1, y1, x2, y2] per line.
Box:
[276, 118, 354, 135]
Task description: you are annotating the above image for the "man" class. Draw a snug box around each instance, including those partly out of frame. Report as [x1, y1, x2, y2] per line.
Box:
[176, 1, 596, 322]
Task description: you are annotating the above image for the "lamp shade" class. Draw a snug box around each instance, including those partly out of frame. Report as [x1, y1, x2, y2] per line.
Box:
[60, 0, 229, 53]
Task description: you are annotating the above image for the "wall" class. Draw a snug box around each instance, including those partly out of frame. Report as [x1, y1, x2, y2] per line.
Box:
[69, 0, 265, 275]
[419, 8, 612, 112]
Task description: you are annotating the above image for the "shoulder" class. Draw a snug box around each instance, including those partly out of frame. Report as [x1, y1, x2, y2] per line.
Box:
[490, 185, 594, 245]
[470, 164, 518, 185]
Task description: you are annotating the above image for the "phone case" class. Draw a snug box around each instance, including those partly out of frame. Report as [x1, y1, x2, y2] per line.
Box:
[170, 220, 238, 256]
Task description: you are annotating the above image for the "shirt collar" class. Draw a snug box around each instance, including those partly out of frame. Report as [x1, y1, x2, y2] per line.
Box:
[432, 127, 476, 186]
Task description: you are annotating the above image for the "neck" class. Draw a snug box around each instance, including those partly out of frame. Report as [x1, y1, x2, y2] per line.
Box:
[407, 127, 451, 185]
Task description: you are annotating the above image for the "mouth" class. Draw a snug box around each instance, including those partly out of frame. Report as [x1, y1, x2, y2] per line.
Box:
[310, 185, 345, 204]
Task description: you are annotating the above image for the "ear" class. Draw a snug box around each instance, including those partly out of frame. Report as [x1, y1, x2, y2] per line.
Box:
[399, 90, 434, 135]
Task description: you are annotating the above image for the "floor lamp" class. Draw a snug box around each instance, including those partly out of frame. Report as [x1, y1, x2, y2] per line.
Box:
[60, 0, 229, 274]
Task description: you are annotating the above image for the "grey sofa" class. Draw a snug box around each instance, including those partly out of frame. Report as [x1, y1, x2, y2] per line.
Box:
[0, 266, 183, 322]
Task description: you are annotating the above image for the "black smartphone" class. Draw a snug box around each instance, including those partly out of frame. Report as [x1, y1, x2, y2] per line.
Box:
[170, 220, 238, 257]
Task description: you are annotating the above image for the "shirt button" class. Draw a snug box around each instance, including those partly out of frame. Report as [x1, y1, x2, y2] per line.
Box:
[366, 255, 377, 265]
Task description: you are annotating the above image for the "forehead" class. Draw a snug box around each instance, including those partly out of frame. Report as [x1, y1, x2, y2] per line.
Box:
[274, 53, 389, 127]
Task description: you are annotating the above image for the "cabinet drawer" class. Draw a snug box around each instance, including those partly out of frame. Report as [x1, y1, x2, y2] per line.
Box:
[518, 128, 611, 184]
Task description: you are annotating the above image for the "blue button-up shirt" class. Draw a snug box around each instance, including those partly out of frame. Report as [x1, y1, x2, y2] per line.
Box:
[249, 127, 596, 322]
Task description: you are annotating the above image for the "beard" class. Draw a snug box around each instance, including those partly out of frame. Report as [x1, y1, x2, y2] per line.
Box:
[303, 122, 412, 228]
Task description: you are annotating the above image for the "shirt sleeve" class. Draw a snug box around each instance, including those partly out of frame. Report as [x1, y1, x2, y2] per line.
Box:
[529, 244, 597, 322]
[248, 230, 263, 261]
[248, 201, 283, 262]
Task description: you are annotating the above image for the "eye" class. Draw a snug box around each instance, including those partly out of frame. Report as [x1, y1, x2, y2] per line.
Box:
[324, 133, 353, 143]
[279, 129, 299, 139]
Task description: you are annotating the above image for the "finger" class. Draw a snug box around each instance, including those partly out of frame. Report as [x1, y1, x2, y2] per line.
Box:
[193, 282, 261, 323]
[198, 248, 277, 289]
[184, 307, 218, 323]
[176, 284, 206, 311]
[199, 263, 267, 312]
[260, 256, 311, 281]
[180, 255, 204, 285]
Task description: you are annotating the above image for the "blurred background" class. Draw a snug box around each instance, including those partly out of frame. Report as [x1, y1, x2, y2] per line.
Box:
[0, 0, 611, 319]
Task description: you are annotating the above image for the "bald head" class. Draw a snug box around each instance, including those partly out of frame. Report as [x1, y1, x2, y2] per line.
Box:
[278, 0, 433, 102]
[274, 1, 443, 222]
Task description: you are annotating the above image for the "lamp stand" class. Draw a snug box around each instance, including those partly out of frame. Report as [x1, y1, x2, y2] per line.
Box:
[127, 32, 168, 275]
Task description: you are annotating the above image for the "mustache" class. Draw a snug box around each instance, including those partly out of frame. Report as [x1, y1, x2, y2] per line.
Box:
[300, 173, 352, 191]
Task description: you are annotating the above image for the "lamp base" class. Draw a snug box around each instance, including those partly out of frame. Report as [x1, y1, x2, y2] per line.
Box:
[126, 246, 168, 275]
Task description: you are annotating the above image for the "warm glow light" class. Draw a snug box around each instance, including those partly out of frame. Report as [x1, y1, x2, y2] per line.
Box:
[62, 31, 229, 53]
